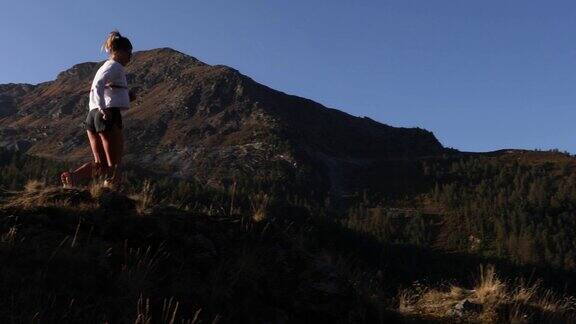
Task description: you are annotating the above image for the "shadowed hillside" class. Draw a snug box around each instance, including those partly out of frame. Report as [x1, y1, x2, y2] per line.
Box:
[1, 148, 576, 323]
[2, 180, 575, 323]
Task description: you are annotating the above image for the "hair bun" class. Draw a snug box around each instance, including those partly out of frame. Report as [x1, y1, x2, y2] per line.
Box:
[101, 30, 132, 53]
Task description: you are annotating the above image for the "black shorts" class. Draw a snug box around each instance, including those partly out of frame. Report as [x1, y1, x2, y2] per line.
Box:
[84, 108, 123, 133]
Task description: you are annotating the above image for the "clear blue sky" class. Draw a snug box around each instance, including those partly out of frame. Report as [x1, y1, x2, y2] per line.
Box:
[1, 1, 575, 153]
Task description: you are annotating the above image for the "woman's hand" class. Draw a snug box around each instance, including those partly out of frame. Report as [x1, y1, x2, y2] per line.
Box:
[99, 108, 110, 120]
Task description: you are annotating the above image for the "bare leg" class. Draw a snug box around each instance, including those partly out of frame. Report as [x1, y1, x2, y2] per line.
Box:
[86, 129, 108, 178]
[61, 130, 108, 187]
[99, 125, 124, 187]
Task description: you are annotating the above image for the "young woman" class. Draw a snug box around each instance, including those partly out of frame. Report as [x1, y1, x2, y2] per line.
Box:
[61, 31, 134, 189]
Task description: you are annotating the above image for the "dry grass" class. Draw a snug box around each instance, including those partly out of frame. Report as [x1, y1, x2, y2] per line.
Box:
[135, 295, 152, 324]
[249, 192, 270, 222]
[24, 179, 45, 192]
[511, 279, 540, 304]
[121, 242, 167, 289]
[1, 226, 18, 244]
[398, 288, 419, 314]
[129, 180, 156, 214]
[398, 265, 576, 323]
[475, 264, 505, 304]
[2, 186, 94, 211]
[89, 178, 107, 199]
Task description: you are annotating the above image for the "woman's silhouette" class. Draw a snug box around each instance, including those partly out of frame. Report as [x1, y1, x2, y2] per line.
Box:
[61, 30, 134, 189]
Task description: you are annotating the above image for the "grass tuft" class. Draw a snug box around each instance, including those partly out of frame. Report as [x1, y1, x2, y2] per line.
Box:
[399, 265, 576, 322]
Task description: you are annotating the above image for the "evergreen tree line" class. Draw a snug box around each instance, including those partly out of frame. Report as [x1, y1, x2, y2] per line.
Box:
[426, 156, 576, 271]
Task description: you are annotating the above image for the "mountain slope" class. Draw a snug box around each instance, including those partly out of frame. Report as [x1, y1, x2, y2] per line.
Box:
[0, 48, 445, 193]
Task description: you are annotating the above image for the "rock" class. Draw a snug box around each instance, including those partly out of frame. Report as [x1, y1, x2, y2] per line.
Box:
[448, 299, 483, 317]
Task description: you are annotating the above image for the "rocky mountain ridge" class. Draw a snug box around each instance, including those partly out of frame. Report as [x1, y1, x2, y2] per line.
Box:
[0, 48, 445, 194]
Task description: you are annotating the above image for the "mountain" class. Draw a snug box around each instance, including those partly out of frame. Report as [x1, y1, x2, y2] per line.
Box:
[0, 48, 444, 194]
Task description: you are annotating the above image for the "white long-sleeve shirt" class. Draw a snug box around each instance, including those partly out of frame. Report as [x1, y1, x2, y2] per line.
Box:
[89, 59, 130, 111]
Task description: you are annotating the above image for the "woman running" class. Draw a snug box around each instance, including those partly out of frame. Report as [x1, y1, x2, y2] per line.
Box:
[61, 30, 134, 189]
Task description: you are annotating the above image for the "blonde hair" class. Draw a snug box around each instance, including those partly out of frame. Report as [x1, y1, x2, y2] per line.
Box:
[101, 30, 133, 54]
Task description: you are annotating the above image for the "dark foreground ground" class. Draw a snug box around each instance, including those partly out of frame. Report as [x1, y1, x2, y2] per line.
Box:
[0, 182, 574, 323]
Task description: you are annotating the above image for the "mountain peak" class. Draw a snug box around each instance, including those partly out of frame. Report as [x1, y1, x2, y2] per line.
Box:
[0, 48, 446, 195]
[132, 47, 207, 67]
